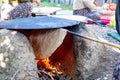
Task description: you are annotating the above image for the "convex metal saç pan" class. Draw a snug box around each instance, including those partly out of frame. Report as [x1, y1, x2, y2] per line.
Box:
[0, 16, 119, 49]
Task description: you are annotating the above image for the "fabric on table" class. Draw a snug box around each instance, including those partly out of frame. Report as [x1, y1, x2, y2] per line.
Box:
[73, 8, 100, 20]
[73, 8, 91, 16]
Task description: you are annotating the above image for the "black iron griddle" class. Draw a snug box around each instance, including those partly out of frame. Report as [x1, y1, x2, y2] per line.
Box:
[0, 16, 79, 29]
[0, 16, 119, 49]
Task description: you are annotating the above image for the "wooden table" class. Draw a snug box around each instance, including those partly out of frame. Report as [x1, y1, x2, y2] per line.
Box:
[32, 7, 62, 16]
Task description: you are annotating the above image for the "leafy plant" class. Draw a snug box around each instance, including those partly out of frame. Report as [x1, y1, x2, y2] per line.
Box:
[39, 2, 72, 10]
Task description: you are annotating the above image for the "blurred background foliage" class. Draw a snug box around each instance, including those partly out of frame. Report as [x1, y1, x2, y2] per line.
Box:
[0, 0, 72, 10]
[35, 0, 73, 10]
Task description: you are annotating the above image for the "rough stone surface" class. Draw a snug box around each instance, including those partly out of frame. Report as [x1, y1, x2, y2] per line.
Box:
[72, 23, 120, 80]
[0, 29, 39, 80]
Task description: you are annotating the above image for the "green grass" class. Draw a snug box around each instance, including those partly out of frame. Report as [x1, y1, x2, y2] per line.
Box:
[33, 2, 73, 10]
[0, 0, 73, 10]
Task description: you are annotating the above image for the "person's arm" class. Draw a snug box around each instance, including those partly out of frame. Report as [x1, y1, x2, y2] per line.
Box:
[83, 0, 101, 11]
[33, 0, 40, 6]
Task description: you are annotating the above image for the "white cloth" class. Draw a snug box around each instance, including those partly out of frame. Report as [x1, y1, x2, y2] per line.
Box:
[73, 0, 97, 10]
[29, 29, 67, 59]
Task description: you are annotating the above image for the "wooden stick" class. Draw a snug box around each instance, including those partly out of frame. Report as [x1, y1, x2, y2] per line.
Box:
[38, 70, 54, 80]
[63, 29, 120, 49]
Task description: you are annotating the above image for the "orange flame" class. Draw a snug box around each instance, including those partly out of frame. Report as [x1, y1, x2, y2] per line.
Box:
[36, 58, 63, 75]
[40, 58, 56, 69]
[36, 58, 61, 71]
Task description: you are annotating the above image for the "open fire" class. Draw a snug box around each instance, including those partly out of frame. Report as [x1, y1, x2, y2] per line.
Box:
[36, 33, 75, 80]
[36, 58, 64, 79]
[36, 57, 72, 80]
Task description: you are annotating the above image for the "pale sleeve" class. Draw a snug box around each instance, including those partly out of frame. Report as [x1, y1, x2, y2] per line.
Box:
[83, 0, 98, 10]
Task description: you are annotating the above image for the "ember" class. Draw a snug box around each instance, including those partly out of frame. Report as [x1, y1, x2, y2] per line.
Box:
[36, 58, 62, 73]
[36, 58, 71, 80]
[36, 33, 74, 80]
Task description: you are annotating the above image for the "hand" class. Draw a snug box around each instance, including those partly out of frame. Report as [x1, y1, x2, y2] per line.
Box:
[33, 0, 40, 6]
[36, 2, 40, 6]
